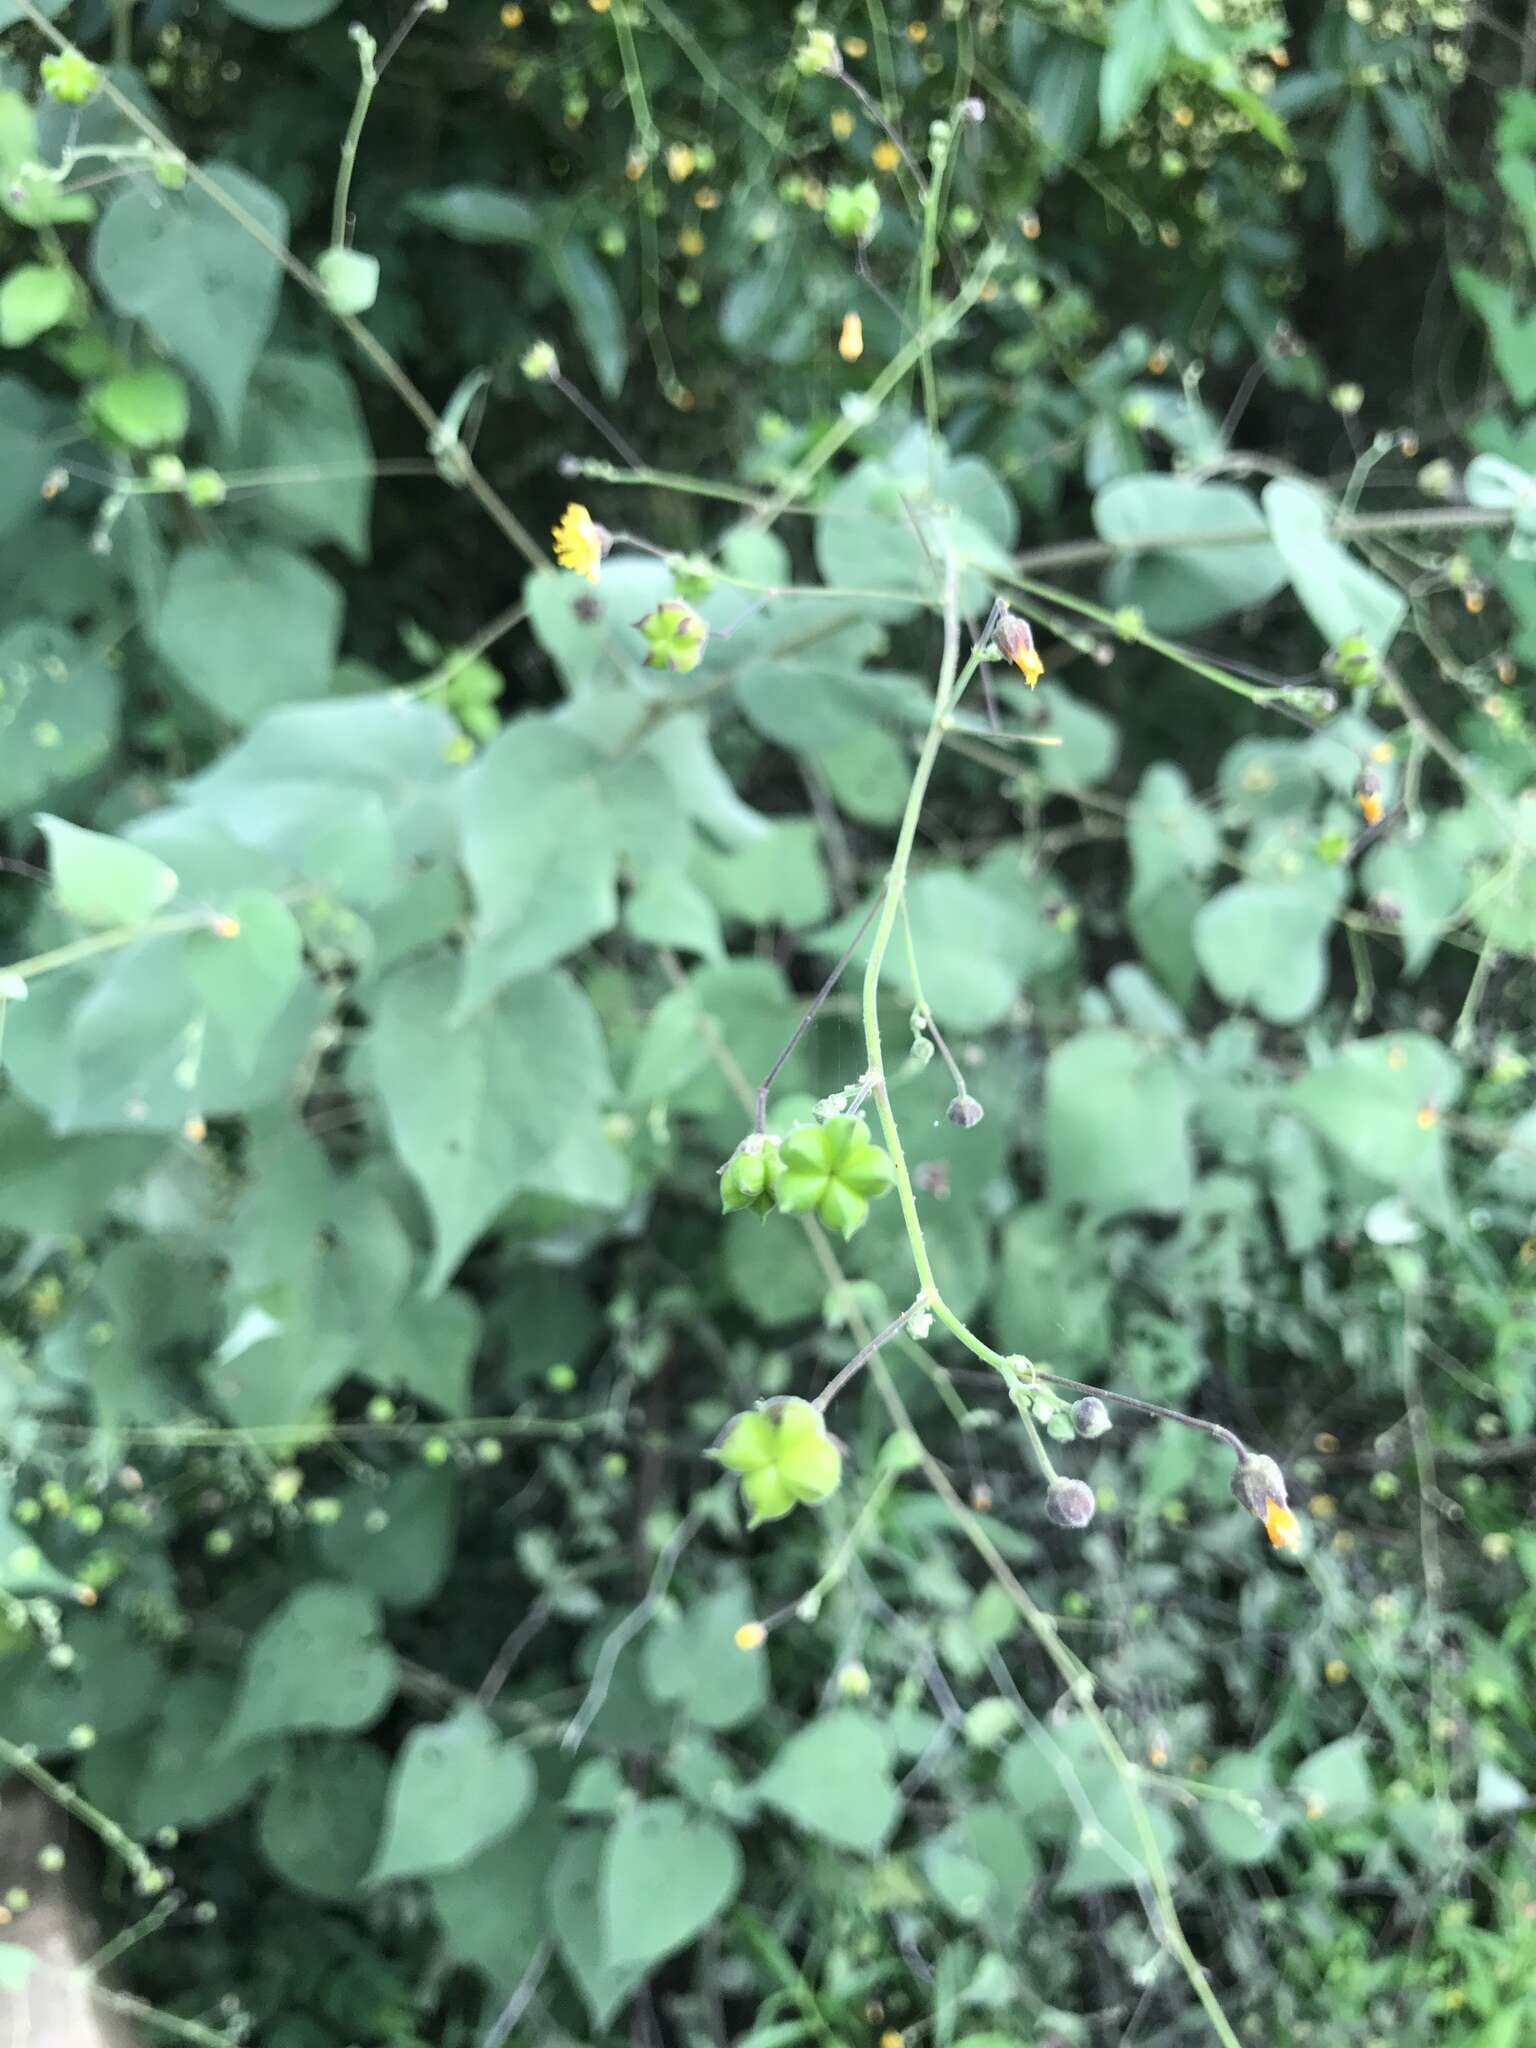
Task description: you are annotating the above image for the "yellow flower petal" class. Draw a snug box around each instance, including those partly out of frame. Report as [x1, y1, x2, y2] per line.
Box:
[838, 311, 863, 362]
[552, 501, 605, 583]
[1264, 1499, 1301, 1553]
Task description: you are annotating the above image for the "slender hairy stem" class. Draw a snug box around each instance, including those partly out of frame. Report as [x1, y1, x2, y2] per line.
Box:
[4, 910, 231, 988]
[812, 1306, 917, 1412]
[0, 1733, 160, 1892]
[1024, 1366, 1249, 1463]
[552, 372, 645, 470]
[755, 886, 886, 1133]
[331, 31, 378, 250]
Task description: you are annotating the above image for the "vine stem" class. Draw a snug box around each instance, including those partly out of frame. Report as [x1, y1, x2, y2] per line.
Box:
[843, 567, 1241, 2045]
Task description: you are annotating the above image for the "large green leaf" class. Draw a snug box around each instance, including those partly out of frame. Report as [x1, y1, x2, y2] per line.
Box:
[234, 350, 373, 559]
[755, 1709, 901, 1854]
[600, 1800, 743, 1971]
[134, 1676, 282, 1833]
[1043, 1028, 1193, 1216]
[407, 185, 542, 243]
[1095, 475, 1287, 631]
[1099, 0, 1171, 138]
[221, 1583, 397, 1749]
[93, 165, 287, 438]
[548, 1830, 647, 2028]
[370, 950, 613, 1290]
[1199, 1754, 1288, 1866]
[0, 620, 120, 820]
[1263, 479, 1407, 654]
[258, 1738, 389, 1900]
[1193, 880, 1336, 1023]
[641, 1587, 770, 1732]
[369, 1703, 536, 1883]
[455, 714, 683, 1014]
[183, 890, 306, 1073]
[156, 541, 343, 725]
[313, 1465, 458, 1610]
[1289, 1033, 1463, 1186]
[541, 236, 627, 396]
[225, 0, 341, 24]
[38, 814, 178, 930]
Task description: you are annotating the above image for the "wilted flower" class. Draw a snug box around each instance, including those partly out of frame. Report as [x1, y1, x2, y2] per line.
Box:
[1231, 1452, 1302, 1553]
[945, 1093, 984, 1128]
[995, 608, 1044, 687]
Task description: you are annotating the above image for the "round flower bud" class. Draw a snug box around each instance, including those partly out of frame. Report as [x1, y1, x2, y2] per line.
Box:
[1071, 1397, 1112, 1439]
[946, 1093, 984, 1128]
[793, 27, 842, 76]
[1044, 1477, 1096, 1530]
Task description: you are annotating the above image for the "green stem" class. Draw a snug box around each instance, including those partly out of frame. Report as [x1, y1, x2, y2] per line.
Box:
[0, 1732, 159, 1892]
[331, 35, 379, 251]
[4, 910, 224, 989]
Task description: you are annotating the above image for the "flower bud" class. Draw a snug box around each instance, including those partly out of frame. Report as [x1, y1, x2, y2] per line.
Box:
[40, 51, 100, 105]
[520, 340, 560, 381]
[720, 1133, 783, 1216]
[1044, 1477, 1096, 1530]
[1071, 1397, 1112, 1439]
[793, 27, 842, 76]
[635, 599, 709, 674]
[824, 180, 881, 242]
[712, 1397, 843, 1527]
[946, 1092, 984, 1128]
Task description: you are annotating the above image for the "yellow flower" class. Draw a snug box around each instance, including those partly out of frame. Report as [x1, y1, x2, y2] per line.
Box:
[995, 607, 1044, 686]
[734, 1620, 767, 1651]
[831, 108, 854, 140]
[1264, 1498, 1301, 1553]
[838, 311, 863, 362]
[1357, 789, 1384, 826]
[552, 502, 607, 583]
[872, 139, 900, 171]
[665, 142, 696, 183]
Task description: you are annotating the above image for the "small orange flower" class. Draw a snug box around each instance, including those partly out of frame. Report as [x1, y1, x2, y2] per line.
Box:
[838, 311, 864, 362]
[552, 502, 608, 583]
[1264, 1498, 1301, 1553]
[1358, 790, 1384, 826]
[1416, 1104, 1439, 1131]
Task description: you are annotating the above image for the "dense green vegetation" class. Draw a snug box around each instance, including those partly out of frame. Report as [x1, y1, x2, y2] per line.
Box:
[1, 0, 1534, 2044]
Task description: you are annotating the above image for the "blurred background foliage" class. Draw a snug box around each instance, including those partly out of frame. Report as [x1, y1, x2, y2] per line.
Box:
[0, 0, 1535, 2045]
